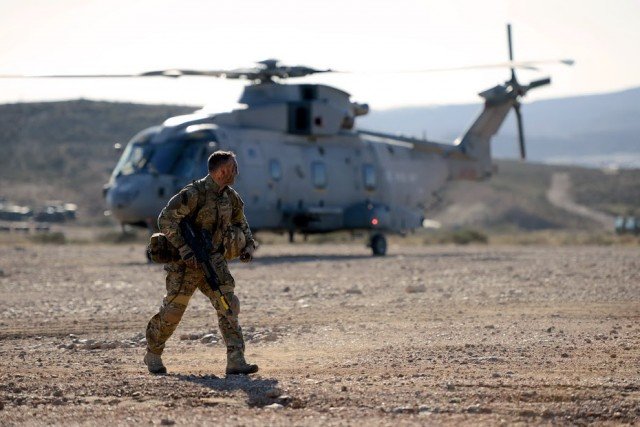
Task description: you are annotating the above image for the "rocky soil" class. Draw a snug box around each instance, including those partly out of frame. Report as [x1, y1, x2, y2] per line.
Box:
[0, 242, 638, 425]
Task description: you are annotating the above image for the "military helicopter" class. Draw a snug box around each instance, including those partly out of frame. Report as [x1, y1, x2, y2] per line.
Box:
[4, 25, 572, 255]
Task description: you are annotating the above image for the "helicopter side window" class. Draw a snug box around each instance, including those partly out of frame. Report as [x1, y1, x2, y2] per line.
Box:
[269, 159, 282, 181]
[363, 164, 377, 190]
[311, 161, 327, 189]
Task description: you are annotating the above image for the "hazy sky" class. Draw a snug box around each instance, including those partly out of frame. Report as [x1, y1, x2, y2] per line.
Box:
[1, 0, 638, 112]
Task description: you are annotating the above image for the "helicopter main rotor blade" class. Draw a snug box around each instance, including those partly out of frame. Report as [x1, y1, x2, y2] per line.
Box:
[0, 73, 151, 78]
[385, 59, 574, 74]
[0, 70, 266, 80]
[513, 103, 526, 159]
[0, 69, 219, 79]
[0, 65, 335, 82]
[0, 59, 571, 80]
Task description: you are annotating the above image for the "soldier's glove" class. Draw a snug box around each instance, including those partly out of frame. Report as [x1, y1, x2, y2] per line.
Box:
[178, 244, 198, 269]
[239, 242, 256, 263]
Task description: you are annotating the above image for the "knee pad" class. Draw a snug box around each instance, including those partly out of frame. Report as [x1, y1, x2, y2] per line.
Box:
[164, 302, 186, 324]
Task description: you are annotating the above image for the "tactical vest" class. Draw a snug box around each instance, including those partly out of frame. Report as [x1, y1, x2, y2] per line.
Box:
[147, 179, 246, 263]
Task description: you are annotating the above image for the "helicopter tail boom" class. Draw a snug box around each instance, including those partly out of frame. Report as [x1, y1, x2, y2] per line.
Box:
[451, 76, 549, 180]
[450, 24, 553, 180]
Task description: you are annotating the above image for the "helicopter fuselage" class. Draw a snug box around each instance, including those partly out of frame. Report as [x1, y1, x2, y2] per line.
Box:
[105, 109, 450, 235]
[104, 75, 538, 255]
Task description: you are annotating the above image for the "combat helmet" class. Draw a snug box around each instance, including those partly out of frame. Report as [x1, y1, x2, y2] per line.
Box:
[223, 226, 246, 260]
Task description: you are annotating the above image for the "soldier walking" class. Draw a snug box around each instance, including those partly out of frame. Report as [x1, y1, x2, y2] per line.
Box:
[144, 150, 258, 375]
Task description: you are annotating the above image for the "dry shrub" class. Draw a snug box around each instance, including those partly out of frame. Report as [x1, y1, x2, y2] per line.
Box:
[422, 228, 489, 245]
[28, 231, 67, 244]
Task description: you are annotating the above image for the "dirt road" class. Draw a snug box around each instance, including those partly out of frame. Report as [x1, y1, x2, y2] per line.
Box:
[1, 243, 638, 425]
[547, 172, 617, 229]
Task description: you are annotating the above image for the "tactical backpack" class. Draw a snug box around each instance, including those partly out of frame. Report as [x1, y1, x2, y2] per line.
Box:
[147, 232, 180, 263]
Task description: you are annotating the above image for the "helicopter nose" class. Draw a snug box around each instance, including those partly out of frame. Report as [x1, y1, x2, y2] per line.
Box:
[106, 184, 140, 210]
[104, 173, 167, 225]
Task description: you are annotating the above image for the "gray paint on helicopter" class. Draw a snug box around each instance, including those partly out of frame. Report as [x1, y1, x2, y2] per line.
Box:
[96, 27, 569, 255]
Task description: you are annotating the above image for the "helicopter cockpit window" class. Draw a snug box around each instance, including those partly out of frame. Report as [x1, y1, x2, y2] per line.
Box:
[171, 143, 207, 177]
[111, 128, 159, 178]
[112, 127, 216, 178]
[113, 144, 150, 176]
[363, 164, 376, 190]
[147, 131, 217, 176]
[269, 159, 282, 181]
[147, 140, 183, 174]
[311, 161, 327, 189]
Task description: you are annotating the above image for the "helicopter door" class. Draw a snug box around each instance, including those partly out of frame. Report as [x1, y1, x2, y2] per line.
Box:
[237, 141, 277, 228]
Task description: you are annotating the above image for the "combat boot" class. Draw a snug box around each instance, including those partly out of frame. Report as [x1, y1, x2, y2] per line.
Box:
[144, 350, 167, 374]
[225, 347, 259, 375]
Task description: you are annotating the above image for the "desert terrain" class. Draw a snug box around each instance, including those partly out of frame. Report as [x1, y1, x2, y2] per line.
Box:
[0, 241, 638, 426]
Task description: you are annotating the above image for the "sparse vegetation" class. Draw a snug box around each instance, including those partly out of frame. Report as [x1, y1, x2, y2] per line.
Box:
[27, 231, 66, 244]
[97, 229, 147, 244]
[490, 230, 640, 246]
[421, 228, 488, 245]
[569, 167, 640, 216]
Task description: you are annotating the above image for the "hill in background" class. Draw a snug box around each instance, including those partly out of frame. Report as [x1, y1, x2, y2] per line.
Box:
[0, 100, 195, 220]
[431, 161, 639, 231]
[0, 99, 637, 230]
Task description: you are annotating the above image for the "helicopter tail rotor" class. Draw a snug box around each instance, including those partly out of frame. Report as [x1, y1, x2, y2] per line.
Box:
[504, 24, 552, 160]
[527, 77, 551, 90]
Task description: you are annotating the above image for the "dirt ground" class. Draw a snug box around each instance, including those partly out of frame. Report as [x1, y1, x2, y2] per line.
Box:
[0, 242, 638, 426]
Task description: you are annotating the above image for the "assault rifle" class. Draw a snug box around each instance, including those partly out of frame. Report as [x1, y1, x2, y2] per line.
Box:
[179, 220, 232, 315]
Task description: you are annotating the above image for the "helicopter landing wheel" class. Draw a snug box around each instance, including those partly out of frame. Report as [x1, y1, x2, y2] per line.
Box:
[369, 233, 387, 256]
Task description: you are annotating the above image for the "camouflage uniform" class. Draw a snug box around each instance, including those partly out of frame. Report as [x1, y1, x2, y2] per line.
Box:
[146, 174, 254, 356]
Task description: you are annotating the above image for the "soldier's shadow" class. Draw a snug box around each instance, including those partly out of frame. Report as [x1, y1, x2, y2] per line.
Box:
[172, 373, 283, 407]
